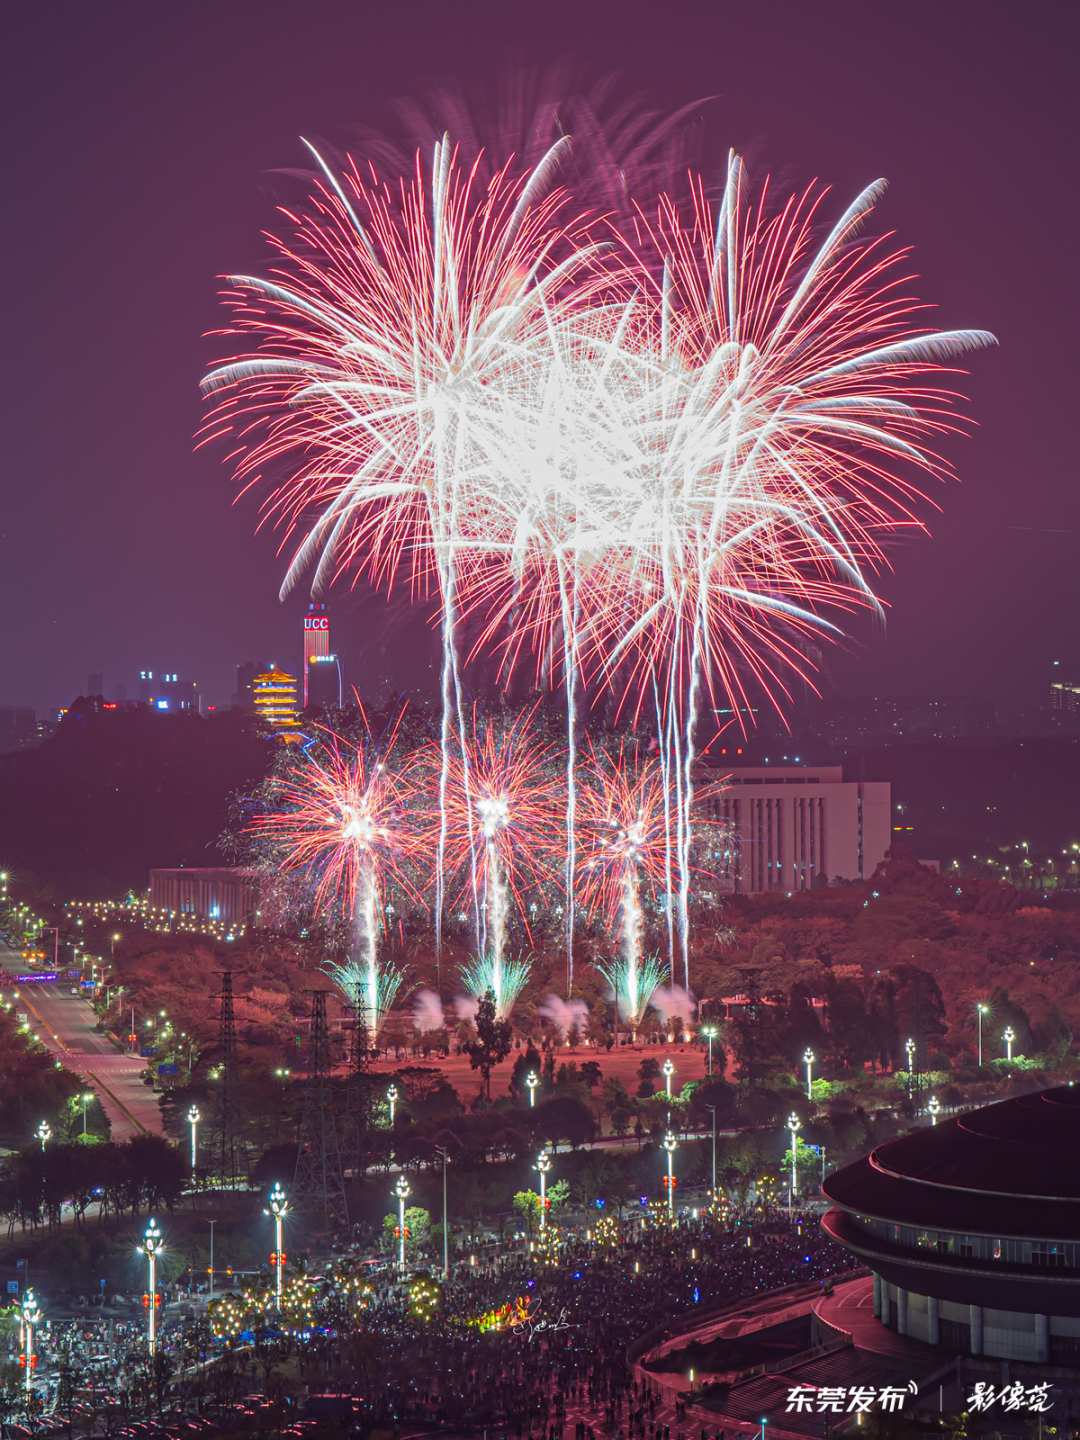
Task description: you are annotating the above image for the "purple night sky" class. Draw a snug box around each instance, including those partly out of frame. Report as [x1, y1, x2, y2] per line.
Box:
[1, 1, 1075, 722]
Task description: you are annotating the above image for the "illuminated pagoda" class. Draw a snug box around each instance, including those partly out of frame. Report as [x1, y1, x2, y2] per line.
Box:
[253, 667, 300, 741]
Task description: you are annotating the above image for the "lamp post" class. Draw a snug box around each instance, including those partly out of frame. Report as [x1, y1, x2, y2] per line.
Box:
[904, 1037, 916, 1099]
[702, 1026, 717, 1076]
[266, 1183, 289, 1309]
[395, 1176, 410, 1273]
[662, 1059, 675, 1101]
[706, 1105, 717, 1199]
[437, 1146, 449, 1278]
[787, 1113, 801, 1216]
[81, 1091, 94, 1143]
[386, 1084, 398, 1127]
[803, 1048, 814, 1100]
[1004, 1026, 1015, 1062]
[141, 1217, 163, 1355]
[207, 1219, 216, 1300]
[21, 1288, 40, 1396]
[187, 1106, 200, 1170]
[662, 1131, 678, 1217]
[928, 1096, 941, 1126]
[36, 1123, 51, 1152]
[526, 1072, 539, 1107]
[977, 1003, 988, 1066]
[535, 1152, 551, 1233]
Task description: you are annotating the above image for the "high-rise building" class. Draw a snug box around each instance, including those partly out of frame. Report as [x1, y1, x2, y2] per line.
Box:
[253, 667, 299, 740]
[0, 707, 36, 754]
[136, 671, 199, 711]
[302, 601, 342, 708]
[87, 672, 103, 696]
[234, 660, 269, 709]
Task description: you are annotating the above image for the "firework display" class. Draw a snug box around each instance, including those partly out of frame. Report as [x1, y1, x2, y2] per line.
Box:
[246, 724, 418, 1039]
[210, 109, 992, 1017]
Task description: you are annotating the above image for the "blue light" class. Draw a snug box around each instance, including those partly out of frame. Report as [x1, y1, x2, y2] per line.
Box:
[156, 699, 169, 710]
[693, 1286, 700, 1303]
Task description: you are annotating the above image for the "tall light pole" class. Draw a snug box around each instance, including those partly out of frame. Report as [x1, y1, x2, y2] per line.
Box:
[928, 1096, 941, 1126]
[803, 1048, 814, 1100]
[437, 1146, 449, 1278]
[977, 1003, 988, 1066]
[1004, 1026, 1015, 1062]
[395, 1175, 410, 1273]
[787, 1113, 801, 1216]
[662, 1059, 675, 1101]
[904, 1037, 916, 1099]
[266, 1183, 289, 1309]
[141, 1217, 163, 1356]
[207, 1219, 216, 1301]
[706, 1105, 717, 1199]
[386, 1084, 398, 1127]
[21, 1289, 40, 1396]
[81, 1091, 94, 1143]
[535, 1152, 551, 1232]
[187, 1106, 200, 1170]
[36, 1122, 51, 1152]
[526, 1072, 539, 1107]
[662, 1131, 678, 1217]
[702, 1026, 718, 1077]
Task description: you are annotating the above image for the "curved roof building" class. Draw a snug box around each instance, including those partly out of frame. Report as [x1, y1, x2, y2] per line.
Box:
[822, 1086, 1080, 1364]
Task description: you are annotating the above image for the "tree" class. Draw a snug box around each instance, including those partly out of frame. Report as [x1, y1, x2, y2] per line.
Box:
[513, 1189, 542, 1237]
[380, 1206, 431, 1261]
[534, 1095, 596, 1150]
[464, 990, 513, 1099]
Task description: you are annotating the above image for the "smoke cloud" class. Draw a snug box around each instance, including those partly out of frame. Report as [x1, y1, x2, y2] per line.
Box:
[539, 993, 590, 1040]
[412, 989, 445, 1034]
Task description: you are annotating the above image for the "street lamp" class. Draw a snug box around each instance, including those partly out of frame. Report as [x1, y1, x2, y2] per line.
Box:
[662, 1131, 678, 1217]
[394, 1176, 410, 1273]
[904, 1037, 916, 1099]
[36, 1122, 51, 1152]
[928, 1096, 941, 1126]
[266, 1183, 289, 1309]
[187, 1106, 200, 1169]
[535, 1152, 551, 1232]
[977, 1003, 988, 1066]
[436, 1145, 449, 1278]
[141, 1217, 163, 1355]
[803, 1048, 814, 1100]
[787, 1113, 802, 1216]
[386, 1084, 398, 1127]
[702, 1026, 718, 1077]
[20, 1289, 40, 1396]
[662, 1058, 675, 1101]
[1003, 1026, 1015, 1062]
[525, 1072, 539, 1107]
[81, 1091, 94, 1143]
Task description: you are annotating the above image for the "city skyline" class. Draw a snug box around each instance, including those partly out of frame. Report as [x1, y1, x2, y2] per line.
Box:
[2, 3, 1077, 721]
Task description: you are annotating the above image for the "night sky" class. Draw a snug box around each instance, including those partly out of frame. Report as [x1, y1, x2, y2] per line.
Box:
[2, 1, 1076, 723]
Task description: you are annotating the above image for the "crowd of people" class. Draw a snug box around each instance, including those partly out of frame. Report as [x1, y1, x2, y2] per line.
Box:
[3, 1204, 848, 1436]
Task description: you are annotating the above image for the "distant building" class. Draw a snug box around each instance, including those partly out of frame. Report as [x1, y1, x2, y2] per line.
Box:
[816, 695, 997, 747]
[253, 666, 299, 739]
[0, 707, 36, 754]
[303, 601, 342, 708]
[704, 764, 891, 893]
[150, 867, 259, 925]
[86, 672, 103, 696]
[137, 671, 199, 712]
[234, 660, 268, 709]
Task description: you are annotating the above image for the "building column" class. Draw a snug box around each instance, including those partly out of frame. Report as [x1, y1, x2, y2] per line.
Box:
[1035, 1314, 1049, 1364]
[928, 1295, 940, 1345]
[970, 1304, 983, 1356]
[880, 1284, 891, 1328]
[873, 1274, 882, 1318]
[896, 1289, 909, 1336]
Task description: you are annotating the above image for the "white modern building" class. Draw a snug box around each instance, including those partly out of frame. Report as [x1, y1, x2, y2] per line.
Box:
[703, 765, 891, 894]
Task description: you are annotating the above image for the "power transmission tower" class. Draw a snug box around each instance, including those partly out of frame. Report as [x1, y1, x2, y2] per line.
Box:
[294, 990, 348, 1229]
[211, 972, 246, 1187]
[344, 981, 372, 1177]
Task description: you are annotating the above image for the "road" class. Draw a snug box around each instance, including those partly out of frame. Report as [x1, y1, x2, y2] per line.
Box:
[0, 943, 163, 1139]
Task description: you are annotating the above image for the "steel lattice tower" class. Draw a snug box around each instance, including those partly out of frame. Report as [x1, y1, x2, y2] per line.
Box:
[293, 990, 348, 1229]
[343, 980, 372, 1176]
[211, 972, 246, 1187]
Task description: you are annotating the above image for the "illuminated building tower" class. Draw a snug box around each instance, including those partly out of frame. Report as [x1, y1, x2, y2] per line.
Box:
[303, 601, 342, 709]
[253, 667, 299, 740]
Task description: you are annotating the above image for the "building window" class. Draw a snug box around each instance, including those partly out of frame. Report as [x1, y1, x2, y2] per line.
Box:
[1033, 1245, 1066, 1268]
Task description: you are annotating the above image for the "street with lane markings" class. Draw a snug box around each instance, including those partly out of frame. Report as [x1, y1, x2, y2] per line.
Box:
[0, 942, 163, 1139]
